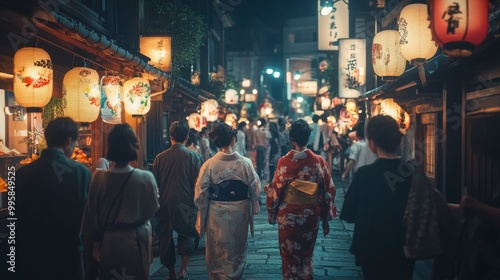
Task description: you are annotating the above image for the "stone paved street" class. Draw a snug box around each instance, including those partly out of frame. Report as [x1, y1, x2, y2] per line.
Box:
[150, 173, 433, 280]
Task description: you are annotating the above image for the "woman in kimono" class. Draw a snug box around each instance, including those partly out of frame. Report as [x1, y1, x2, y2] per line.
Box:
[195, 122, 261, 280]
[265, 119, 337, 280]
[340, 115, 414, 279]
[81, 124, 159, 280]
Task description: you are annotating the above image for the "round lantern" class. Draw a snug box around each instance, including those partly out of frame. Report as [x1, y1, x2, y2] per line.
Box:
[62, 67, 100, 123]
[13, 47, 53, 112]
[430, 0, 489, 57]
[123, 77, 151, 117]
[188, 113, 204, 132]
[380, 98, 410, 130]
[398, 4, 438, 65]
[321, 97, 331, 110]
[200, 99, 219, 122]
[100, 75, 122, 124]
[225, 113, 238, 128]
[372, 30, 407, 82]
[225, 89, 239, 105]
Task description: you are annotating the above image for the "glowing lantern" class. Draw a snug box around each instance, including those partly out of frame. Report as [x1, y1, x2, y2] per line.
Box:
[339, 39, 366, 98]
[188, 113, 204, 132]
[430, 0, 489, 57]
[225, 113, 238, 128]
[398, 4, 438, 65]
[372, 30, 407, 82]
[13, 47, 53, 112]
[123, 77, 151, 117]
[200, 99, 219, 122]
[139, 36, 171, 72]
[225, 89, 239, 105]
[100, 75, 122, 124]
[62, 67, 100, 122]
[380, 98, 410, 130]
[321, 97, 331, 110]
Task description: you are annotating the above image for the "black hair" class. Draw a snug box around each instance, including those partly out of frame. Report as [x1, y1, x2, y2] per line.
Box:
[312, 114, 320, 123]
[107, 123, 139, 164]
[289, 119, 312, 147]
[258, 118, 267, 128]
[320, 114, 328, 123]
[366, 115, 403, 153]
[209, 122, 237, 148]
[44, 117, 79, 148]
[355, 121, 365, 139]
[187, 129, 199, 146]
[169, 121, 189, 142]
[238, 121, 246, 131]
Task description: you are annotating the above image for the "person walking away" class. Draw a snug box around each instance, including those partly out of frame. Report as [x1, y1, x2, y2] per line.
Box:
[16, 117, 91, 280]
[81, 123, 159, 279]
[199, 127, 211, 162]
[265, 119, 337, 280]
[186, 128, 202, 156]
[153, 121, 203, 280]
[307, 114, 320, 154]
[341, 121, 377, 184]
[195, 123, 261, 280]
[267, 122, 281, 180]
[277, 117, 291, 156]
[235, 121, 247, 157]
[340, 115, 415, 280]
[318, 114, 342, 171]
[253, 118, 271, 179]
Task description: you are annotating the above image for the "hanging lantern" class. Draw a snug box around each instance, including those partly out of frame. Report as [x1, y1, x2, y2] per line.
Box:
[13, 47, 53, 112]
[200, 99, 219, 122]
[100, 75, 122, 124]
[430, 0, 489, 57]
[338, 39, 366, 98]
[225, 89, 239, 105]
[380, 98, 410, 130]
[398, 4, 438, 65]
[188, 113, 204, 132]
[225, 113, 238, 128]
[123, 77, 151, 117]
[62, 67, 100, 123]
[372, 30, 407, 82]
[321, 97, 331, 110]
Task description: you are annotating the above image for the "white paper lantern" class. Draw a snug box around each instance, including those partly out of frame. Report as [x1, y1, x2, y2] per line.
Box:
[62, 67, 100, 123]
[372, 30, 407, 82]
[13, 47, 53, 112]
[100, 75, 122, 124]
[123, 77, 151, 116]
[188, 113, 204, 132]
[321, 97, 331, 110]
[399, 4, 438, 65]
[339, 39, 366, 98]
[200, 99, 219, 122]
[225, 89, 239, 105]
[380, 98, 410, 130]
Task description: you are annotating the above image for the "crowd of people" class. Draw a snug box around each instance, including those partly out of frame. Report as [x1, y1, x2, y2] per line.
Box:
[13, 115, 500, 280]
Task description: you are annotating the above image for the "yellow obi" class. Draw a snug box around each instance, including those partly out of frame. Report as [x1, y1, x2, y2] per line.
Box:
[283, 180, 319, 205]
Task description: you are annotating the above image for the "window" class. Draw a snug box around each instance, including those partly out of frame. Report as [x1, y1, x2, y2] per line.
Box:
[421, 113, 436, 179]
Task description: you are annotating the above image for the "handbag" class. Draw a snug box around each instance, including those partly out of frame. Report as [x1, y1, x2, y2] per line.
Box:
[92, 169, 135, 262]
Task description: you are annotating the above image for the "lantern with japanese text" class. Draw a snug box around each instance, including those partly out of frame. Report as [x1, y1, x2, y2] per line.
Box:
[100, 75, 122, 124]
[62, 67, 100, 123]
[188, 113, 204, 132]
[201, 99, 219, 121]
[398, 4, 438, 65]
[13, 47, 53, 112]
[339, 39, 366, 98]
[123, 77, 151, 117]
[372, 30, 407, 82]
[380, 98, 410, 130]
[225, 89, 239, 105]
[139, 36, 172, 72]
[430, 0, 489, 57]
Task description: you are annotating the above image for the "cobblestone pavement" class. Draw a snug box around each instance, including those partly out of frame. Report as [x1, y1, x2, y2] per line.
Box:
[150, 173, 433, 280]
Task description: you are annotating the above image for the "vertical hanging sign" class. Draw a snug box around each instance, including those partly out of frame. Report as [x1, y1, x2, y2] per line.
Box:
[339, 39, 366, 98]
[318, 0, 349, 51]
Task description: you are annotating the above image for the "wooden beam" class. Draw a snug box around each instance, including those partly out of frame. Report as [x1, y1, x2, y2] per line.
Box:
[381, 0, 410, 28]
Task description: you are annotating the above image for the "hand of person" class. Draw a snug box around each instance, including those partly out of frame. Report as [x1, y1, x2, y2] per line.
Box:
[322, 218, 330, 237]
[341, 173, 347, 182]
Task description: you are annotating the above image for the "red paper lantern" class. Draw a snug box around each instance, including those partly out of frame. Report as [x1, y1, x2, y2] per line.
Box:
[430, 0, 489, 57]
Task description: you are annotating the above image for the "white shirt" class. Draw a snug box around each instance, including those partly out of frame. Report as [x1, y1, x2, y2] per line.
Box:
[348, 139, 378, 172]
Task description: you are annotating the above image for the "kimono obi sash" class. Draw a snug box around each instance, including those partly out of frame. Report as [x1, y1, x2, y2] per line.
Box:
[283, 180, 319, 205]
[209, 180, 249, 201]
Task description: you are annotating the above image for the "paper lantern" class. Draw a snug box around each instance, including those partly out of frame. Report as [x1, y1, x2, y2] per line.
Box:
[398, 4, 438, 65]
[188, 113, 204, 132]
[430, 0, 489, 57]
[62, 67, 100, 123]
[123, 77, 151, 116]
[321, 97, 331, 110]
[225, 89, 239, 105]
[339, 39, 366, 98]
[225, 113, 238, 128]
[372, 30, 407, 82]
[139, 36, 171, 72]
[100, 75, 122, 124]
[200, 99, 219, 122]
[13, 47, 53, 112]
[380, 98, 410, 130]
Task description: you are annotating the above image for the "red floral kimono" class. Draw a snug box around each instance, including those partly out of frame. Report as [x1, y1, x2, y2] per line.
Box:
[265, 149, 337, 280]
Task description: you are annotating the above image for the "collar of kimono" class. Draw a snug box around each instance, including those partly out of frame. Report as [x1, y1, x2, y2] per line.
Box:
[213, 151, 241, 161]
[171, 143, 186, 149]
[286, 149, 314, 160]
